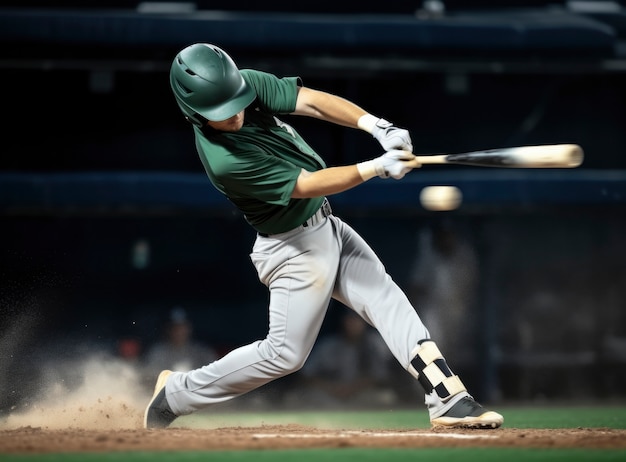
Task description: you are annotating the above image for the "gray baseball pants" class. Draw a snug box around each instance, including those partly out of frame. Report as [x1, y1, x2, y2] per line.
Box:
[165, 211, 455, 416]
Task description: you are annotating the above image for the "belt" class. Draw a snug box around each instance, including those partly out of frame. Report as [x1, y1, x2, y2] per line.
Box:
[258, 198, 332, 238]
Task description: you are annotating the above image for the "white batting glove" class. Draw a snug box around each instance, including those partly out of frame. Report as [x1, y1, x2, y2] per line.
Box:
[357, 150, 416, 180]
[372, 119, 413, 152]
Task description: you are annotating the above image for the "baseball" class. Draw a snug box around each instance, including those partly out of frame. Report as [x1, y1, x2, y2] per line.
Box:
[419, 186, 462, 211]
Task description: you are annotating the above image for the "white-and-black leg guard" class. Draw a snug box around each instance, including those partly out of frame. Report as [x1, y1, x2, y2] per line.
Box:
[408, 340, 467, 402]
[409, 340, 503, 427]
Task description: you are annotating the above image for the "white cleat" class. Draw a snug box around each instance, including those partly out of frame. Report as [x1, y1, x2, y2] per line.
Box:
[431, 397, 503, 429]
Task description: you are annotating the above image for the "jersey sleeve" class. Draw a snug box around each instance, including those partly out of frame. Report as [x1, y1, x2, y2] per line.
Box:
[240, 69, 301, 114]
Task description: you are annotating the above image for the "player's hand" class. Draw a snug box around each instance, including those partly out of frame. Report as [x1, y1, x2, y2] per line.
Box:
[376, 150, 416, 180]
[356, 150, 418, 181]
[372, 118, 413, 152]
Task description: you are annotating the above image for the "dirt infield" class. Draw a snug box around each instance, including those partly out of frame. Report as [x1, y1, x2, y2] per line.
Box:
[1, 426, 626, 453]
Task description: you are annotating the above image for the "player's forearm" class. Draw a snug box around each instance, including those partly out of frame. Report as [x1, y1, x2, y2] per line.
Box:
[293, 87, 368, 129]
[291, 165, 365, 199]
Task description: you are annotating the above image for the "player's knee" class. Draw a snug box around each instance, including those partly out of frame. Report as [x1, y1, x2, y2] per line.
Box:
[259, 339, 307, 374]
[277, 350, 307, 373]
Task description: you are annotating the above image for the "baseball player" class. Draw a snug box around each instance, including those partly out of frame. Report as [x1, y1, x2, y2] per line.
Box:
[144, 43, 503, 429]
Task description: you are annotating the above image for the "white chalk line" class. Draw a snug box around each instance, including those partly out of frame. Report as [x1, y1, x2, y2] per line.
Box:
[252, 431, 498, 440]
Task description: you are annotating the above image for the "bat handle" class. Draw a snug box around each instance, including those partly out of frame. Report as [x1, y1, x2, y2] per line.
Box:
[407, 155, 448, 167]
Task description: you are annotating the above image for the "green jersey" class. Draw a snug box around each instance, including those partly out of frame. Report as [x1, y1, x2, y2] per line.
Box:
[193, 70, 326, 235]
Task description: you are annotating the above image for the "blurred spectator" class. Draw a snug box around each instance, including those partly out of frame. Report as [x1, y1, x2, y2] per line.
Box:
[287, 309, 399, 409]
[143, 307, 218, 380]
[408, 221, 480, 366]
[117, 337, 142, 364]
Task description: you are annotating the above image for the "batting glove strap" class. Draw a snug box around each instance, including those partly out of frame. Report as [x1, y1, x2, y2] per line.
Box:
[356, 158, 386, 181]
[371, 119, 413, 152]
[357, 113, 380, 134]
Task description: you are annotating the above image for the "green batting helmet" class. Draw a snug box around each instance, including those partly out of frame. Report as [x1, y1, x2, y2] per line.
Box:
[170, 43, 256, 125]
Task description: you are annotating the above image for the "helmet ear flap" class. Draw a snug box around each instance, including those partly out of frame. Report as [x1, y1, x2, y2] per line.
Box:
[185, 113, 207, 127]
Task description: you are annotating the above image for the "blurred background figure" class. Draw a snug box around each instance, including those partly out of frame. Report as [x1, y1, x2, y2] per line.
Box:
[287, 309, 400, 409]
[143, 307, 218, 382]
[116, 337, 142, 365]
[408, 221, 480, 367]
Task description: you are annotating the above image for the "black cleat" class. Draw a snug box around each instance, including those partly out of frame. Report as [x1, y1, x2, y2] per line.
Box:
[143, 370, 177, 429]
[431, 396, 503, 429]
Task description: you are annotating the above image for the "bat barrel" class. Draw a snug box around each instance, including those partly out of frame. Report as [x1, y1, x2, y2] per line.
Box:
[561, 144, 584, 167]
[507, 144, 584, 168]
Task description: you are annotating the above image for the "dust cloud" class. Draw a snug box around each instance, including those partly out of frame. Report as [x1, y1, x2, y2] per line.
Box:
[1, 356, 147, 430]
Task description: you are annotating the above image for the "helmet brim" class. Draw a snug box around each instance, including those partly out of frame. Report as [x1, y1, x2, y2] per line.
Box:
[197, 83, 256, 122]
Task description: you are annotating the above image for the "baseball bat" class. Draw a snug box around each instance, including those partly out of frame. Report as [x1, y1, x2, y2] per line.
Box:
[406, 144, 583, 168]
